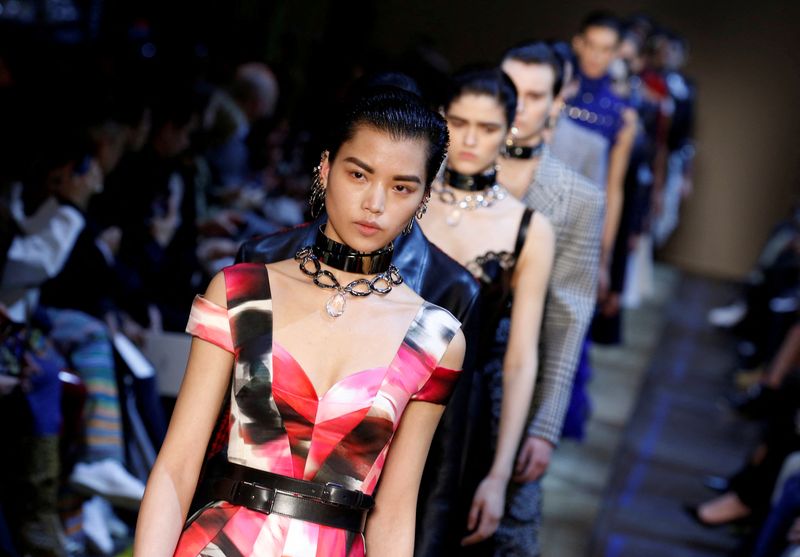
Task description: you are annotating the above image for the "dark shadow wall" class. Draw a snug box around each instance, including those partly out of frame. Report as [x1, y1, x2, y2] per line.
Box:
[362, 0, 800, 279]
[102, 0, 800, 279]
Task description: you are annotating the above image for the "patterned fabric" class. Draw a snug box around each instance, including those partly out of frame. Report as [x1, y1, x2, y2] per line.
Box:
[521, 146, 604, 445]
[491, 479, 542, 557]
[550, 117, 607, 187]
[175, 263, 461, 557]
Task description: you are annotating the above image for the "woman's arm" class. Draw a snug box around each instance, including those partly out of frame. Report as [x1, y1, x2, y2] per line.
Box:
[367, 329, 466, 557]
[462, 213, 555, 546]
[599, 108, 637, 299]
[133, 273, 234, 557]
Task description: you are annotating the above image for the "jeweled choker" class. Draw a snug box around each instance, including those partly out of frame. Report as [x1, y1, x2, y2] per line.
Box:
[443, 167, 497, 192]
[433, 182, 508, 227]
[503, 141, 545, 160]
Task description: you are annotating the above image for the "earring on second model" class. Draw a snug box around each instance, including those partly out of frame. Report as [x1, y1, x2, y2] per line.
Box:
[506, 125, 519, 148]
[309, 164, 325, 218]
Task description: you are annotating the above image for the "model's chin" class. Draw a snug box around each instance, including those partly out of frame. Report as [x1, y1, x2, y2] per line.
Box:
[448, 159, 489, 176]
[514, 124, 538, 141]
[340, 228, 397, 253]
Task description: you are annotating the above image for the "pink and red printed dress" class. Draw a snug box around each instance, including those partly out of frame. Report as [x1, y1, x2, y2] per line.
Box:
[173, 263, 461, 557]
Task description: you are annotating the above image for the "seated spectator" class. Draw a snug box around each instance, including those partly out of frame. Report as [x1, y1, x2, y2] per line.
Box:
[0, 303, 73, 556]
[752, 470, 800, 557]
[1, 131, 145, 554]
[202, 61, 279, 188]
[99, 91, 206, 331]
[708, 206, 800, 373]
[732, 321, 800, 418]
[687, 314, 800, 530]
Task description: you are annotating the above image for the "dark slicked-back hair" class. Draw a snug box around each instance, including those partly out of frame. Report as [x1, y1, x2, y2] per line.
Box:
[326, 86, 449, 190]
[579, 10, 623, 38]
[444, 66, 518, 128]
[502, 40, 565, 97]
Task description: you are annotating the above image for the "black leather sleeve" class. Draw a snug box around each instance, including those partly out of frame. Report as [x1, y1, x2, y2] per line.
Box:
[414, 245, 483, 556]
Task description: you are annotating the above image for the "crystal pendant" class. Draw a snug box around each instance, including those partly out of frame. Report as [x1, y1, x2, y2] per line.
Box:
[325, 291, 346, 318]
[446, 208, 462, 226]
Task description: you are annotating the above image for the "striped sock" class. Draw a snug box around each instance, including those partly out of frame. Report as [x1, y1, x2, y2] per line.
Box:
[70, 332, 124, 463]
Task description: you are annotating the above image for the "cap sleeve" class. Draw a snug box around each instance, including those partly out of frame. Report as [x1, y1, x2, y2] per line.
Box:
[185, 294, 234, 353]
[408, 303, 463, 405]
[411, 366, 461, 404]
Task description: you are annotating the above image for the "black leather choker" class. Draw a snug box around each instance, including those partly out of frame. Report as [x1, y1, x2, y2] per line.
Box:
[312, 227, 393, 274]
[444, 168, 497, 192]
[503, 142, 545, 160]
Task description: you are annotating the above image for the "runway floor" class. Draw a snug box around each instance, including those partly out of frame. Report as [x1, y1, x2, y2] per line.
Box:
[541, 265, 761, 556]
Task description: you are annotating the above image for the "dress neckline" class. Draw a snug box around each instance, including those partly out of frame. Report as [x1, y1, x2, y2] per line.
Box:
[272, 342, 387, 401]
[265, 264, 429, 400]
[462, 208, 534, 278]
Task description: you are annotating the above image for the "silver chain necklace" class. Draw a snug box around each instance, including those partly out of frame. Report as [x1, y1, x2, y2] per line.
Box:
[433, 183, 509, 226]
[294, 246, 404, 318]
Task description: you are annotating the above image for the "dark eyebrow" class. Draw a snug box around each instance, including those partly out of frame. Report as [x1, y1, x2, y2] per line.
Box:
[343, 157, 374, 174]
[394, 174, 422, 184]
[344, 156, 421, 184]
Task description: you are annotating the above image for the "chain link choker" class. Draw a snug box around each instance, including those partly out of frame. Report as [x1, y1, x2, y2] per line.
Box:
[295, 246, 404, 318]
[313, 227, 393, 274]
[503, 141, 545, 160]
[443, 167, 497, 192]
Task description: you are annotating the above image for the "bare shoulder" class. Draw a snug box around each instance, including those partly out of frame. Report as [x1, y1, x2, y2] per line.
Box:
[527, 211, 555, 249]
[501, 189, 527, 215]
[622, 106, 638, 125]
[516, 210, 556, 278]
[264, 258, 305, 284]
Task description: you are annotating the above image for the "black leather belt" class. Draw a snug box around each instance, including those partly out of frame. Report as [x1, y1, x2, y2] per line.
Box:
[212, 463, 374, 533]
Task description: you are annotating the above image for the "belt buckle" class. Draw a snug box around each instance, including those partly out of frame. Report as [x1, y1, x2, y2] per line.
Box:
[235, 481, 278, 514]
[322, 482, 350, 507]
[271, 488, 295, 511]
[230, 479, 247, 501]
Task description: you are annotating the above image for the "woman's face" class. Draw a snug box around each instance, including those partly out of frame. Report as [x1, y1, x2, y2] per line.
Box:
[321, 125, 427, 253]
[574, 26, 620, 79]
[445, 93, 507, 175]
[501, 60, 555, 142]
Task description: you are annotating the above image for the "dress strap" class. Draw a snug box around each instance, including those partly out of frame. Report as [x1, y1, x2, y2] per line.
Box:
[513, 208, 534, 259]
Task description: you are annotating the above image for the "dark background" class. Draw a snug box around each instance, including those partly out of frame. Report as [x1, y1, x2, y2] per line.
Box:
[4, 0, 799, 278]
